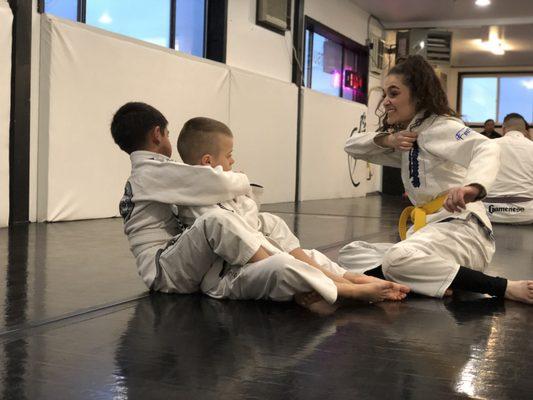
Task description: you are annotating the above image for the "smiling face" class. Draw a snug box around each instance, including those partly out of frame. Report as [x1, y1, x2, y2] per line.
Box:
[383, 73, 417, 127]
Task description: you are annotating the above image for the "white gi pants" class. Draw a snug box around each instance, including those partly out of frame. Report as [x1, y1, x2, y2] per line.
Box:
[204, 249, 346, 304]
[154, 209, 344, 304]
[338, 217, 495, 298]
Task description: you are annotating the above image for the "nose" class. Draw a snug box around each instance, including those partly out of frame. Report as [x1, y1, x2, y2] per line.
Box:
[383, 96, 391, 106]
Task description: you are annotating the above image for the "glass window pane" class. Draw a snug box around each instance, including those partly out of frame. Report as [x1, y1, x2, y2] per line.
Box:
[498, 76, 533, 123]
[175, 0, 205, 57]
[86, 0, 171, 47]
[310, 33, 342, 98]
[461, 77, 497, 123]
[342, 48, 356, 101]
[44, 0, 78, 21]
[303, 29, 310, 87]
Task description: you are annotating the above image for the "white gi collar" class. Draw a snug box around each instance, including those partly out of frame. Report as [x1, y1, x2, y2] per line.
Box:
[130, 150, 172, 163]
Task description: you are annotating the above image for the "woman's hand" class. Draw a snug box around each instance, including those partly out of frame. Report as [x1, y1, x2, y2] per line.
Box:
[377, 131, 418, 151]
[443, 185, 481, 213]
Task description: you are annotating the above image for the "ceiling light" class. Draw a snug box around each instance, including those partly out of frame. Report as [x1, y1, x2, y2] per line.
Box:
[476, 38, 509, 55]
[475, 0, 491, 6]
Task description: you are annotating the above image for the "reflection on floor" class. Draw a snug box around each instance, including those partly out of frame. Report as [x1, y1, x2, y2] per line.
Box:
[1, 195, 532, 399]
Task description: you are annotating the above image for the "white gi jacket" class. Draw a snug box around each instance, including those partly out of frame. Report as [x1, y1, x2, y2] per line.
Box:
[344, 113, 501, 229]
[120, 151, 250, 288]
[179, 184, 298, 255]
[179, 185, 264, 230]
[484, 131, 533, 223]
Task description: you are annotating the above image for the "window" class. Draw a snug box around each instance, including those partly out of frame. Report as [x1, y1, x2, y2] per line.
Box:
[303, 17, 368, 104]
[86, 0, 171, 47]
[43, 0, 77, 21]
[175, 0, 205, 58]
[41, 0, 206, 58]
[459, 74, 533, 124]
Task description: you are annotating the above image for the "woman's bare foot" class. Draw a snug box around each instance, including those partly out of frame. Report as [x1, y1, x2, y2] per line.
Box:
[343, 272, 411, 295]
[294, 292, 338, 315]
[338, 281, 407, 303]
[504, 280, 533, 304]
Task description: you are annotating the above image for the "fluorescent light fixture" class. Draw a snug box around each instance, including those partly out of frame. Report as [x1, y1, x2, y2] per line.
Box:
[476, 26, 509, 55]
[475, 0, 491, 6]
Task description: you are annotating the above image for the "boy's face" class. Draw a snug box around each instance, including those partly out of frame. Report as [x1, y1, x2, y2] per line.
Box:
[209, 134, 235, 171]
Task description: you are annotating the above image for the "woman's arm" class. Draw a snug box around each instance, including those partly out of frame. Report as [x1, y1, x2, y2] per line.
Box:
[421, 118, 501, 211]
[344, 131, 412, 168]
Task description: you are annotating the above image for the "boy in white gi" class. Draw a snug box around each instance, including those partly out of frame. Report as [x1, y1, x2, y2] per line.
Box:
[338, 55, 533, 305]
[176, 117, 410, 308]
[483, 113, 533, 224]
[111, 103, 407, 313]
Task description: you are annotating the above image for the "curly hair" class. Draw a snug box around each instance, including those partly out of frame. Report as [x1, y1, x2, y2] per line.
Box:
[377, 55, 458, 132]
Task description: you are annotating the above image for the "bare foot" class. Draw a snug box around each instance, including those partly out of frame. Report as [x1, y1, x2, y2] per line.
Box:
[344, 273, 411, 295]
[339, 281, 406, 303]
[504, 280, 533, 304]
[444, 288, 454, 297]
[294, 291, 322, 306]
[294, 292, 338, 315]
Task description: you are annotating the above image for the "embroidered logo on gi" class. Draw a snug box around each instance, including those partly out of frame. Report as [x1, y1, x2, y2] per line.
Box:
[408, 142, 421, 188]
[119, 181, 135, 222]
[488, 205, 524, 214]
[455, 127, 472, 141]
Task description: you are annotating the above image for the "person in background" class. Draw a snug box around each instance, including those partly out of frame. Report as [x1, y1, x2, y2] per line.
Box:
[479, 119, 501, 139]
[483, 113, 533, 224]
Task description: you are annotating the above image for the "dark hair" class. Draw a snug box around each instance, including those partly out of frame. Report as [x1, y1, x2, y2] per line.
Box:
[484, 119, 495, 125]
[111, 102, 168, 154]
[177, 117, 233, 164]
[379, 55, 457, 131]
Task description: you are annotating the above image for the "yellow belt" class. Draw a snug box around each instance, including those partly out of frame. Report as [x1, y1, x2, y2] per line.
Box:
[398, 194, 447, 240]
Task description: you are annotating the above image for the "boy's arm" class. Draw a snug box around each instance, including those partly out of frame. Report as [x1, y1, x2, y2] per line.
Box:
[133, 159, 250, 205]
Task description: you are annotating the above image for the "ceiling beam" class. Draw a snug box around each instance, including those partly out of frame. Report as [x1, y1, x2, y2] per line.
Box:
[383, 16, 533, 30]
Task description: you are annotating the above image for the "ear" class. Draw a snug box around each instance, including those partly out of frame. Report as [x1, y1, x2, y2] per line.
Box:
[148, 126, 163, 145]
[200, 154, 212, 166]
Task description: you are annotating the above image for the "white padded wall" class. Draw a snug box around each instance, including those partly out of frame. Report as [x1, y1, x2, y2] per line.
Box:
[0, 0, 12, 227]
[300, 88, 380, 201]
[229, 68, 297, 203]
[38, 16, 230, 221]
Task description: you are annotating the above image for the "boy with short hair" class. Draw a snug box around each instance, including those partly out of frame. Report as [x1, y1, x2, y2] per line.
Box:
[111, 102, 273, 294]
[176, 117, 410, 308]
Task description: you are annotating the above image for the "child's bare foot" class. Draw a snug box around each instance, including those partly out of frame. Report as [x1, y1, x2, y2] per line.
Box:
[504, 280, 533, 304]
[294, 291, 322, 306]
[339, 281, 406, 303]
[294, 292, 338, 315]
[344, 273, 411, 295]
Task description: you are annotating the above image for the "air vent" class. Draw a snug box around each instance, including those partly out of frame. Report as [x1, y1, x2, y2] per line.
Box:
[426, 31, 452, 64]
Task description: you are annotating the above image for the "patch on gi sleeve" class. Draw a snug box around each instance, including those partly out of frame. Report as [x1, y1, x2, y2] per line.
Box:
[454, 127, 472, 141]
[119, 181, 135, 222]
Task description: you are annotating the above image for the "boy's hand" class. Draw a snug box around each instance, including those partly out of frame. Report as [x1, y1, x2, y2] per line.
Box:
[443, 185, 480, 213]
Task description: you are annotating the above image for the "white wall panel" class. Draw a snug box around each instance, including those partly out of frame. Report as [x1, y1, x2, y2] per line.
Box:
[226, 0, 294, 82]
[229, 67, 297, 203]
[300, 88, 380, 201]
[0, 0, 13, 227]
[38, 16, 230, 221]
